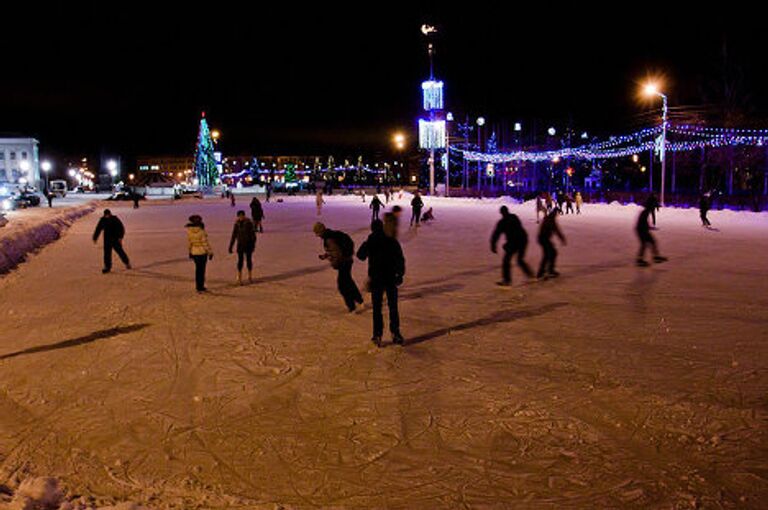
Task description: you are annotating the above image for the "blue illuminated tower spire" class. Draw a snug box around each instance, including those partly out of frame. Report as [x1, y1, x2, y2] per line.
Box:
[418, 24, 445, 195]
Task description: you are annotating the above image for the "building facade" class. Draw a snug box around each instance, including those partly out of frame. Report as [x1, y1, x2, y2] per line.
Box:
[0, 138, 40, 187]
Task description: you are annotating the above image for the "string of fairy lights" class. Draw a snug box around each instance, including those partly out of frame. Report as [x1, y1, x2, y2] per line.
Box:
[453, 124, 768, 163]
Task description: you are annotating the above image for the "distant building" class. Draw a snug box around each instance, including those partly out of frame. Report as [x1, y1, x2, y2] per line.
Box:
[136, 156, 194, 181]
[0, 138, 40, 187]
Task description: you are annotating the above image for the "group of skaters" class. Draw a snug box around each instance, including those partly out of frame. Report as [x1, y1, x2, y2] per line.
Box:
[90, 187, 731, 347]
[535, 191, 583, 222]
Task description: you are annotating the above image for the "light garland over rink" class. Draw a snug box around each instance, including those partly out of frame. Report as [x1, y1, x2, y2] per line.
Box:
[455, 124, 768, 163]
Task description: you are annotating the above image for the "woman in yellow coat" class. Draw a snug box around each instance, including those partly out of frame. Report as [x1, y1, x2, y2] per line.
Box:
[186, 214, 214, 292]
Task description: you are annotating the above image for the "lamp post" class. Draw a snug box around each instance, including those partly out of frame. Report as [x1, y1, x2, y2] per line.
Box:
[393, 132, 406, 185]
[41, 160, 52, 192]
[643, 82, 668, 206]
[476, 116, 485, 192]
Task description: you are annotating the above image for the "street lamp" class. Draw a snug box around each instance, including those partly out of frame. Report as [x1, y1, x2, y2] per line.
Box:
[476, 117, 486, 192]
[643, 81, 668, 205]
[41, 160, 52, 192]
[393, 132, 406, 151]
[211, 130, 221, 144]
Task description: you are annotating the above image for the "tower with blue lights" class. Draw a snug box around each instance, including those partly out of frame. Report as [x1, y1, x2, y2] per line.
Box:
[418, 25, 446, 195]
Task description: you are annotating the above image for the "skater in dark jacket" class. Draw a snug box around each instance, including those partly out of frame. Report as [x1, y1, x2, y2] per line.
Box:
[410, 192, 424, 226]
[228, 210, 257, 284]
[93, 209, 131, 274]
[491, 206, 533, 286]
[314, 222, 364, 312]
[636, 205, 667, 266]
[250, 196, 264, 232]
[370, 195, 383, 220]
[357, 220, 406, 347]
[645, 193, 660, 227]
[699, 193, 712, 227]
[537, 210, 567, 278]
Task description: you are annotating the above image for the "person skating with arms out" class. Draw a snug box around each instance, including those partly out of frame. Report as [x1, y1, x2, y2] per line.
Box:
[93, 209, 131, 274]
[491, 206, 534, 287]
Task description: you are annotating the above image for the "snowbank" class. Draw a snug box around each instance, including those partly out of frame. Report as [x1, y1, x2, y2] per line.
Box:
[0, 476, 147, 510]
[0, 204, 96, 275]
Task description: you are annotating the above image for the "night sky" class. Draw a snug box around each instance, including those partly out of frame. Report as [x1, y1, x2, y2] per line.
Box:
[2, 2, 766, 161]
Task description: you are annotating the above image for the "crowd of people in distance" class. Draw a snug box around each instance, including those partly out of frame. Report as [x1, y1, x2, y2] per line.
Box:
[89, 186, 736, 347]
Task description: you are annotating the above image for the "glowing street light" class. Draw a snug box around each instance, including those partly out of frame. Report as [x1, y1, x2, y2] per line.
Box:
[393, 132, 406, 150]
[41, 160, 52, 191]
[106, 159, 119, 179]
[642, 80, 668, 205]
[476, 116, 485, 127]
[211, 130, 221, 144]
[547, 127, 556, 136]
[19, 160, 30, 172]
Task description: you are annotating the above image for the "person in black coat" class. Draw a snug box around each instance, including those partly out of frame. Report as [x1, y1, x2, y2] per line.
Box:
[357, 220, 406, 347]
[645, 193, 660, 228]
[250, 196, 265, 232]
[537, 210, 567, 278]
[491, 206, 534, 286]
[410, 192, 424, 226]
[92, 209, 131, 273]
[314, 222, 364, 312]
[636, 205, 667, 266]
[228, 210, 257, 284]
[699, 192, 712, 227]
[370, 195, 383, 220]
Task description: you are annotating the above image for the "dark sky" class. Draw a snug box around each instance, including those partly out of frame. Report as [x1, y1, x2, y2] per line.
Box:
[2, 2, 766, 160]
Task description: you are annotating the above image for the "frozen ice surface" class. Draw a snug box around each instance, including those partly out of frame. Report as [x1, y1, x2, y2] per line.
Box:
[0, 195, 766, 508]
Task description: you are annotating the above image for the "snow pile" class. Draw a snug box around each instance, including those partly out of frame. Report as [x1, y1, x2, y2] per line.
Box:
[0, 204, 95, 275]
[0, 477, 148, 510]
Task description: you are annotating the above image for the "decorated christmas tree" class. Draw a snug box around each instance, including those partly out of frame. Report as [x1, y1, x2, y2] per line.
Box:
[193, 112, 219, 188]
[284, 163, 296, 183]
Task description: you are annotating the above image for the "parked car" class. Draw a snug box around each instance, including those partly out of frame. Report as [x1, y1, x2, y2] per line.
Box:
[106, 191, 144, 201]
[49, 180, 68, 198]
[1, 191, 40, 210]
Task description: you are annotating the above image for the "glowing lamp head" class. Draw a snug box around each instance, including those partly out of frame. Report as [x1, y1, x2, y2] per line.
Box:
[514, 122, 522, 132]
[211, 130, 221, 140]
[106, 160, 117, 172]
[643, 82, 660, 97]
[476, 117, 486, 127]
[547, 127, 556, 136]
[19, 160, 30, 172]
[68, 169, 76, 177]
[41, 161, 52, 172]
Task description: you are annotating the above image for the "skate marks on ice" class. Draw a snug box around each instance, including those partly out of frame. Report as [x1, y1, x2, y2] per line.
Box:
[405, 302, 568, 346]
[0, 323, 149, 361]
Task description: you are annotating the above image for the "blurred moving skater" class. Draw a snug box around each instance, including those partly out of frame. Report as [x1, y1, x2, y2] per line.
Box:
[491, 206, 534, 286]
[314, 222, 364, 312]
[93, 209, 131, 274]
[636, 204, 667, 267]
[537, 210, 567, 278]
[316, 190, 325, 216]
[186, 214, 214, 292]
[699, 192, 713, 227]
[645, 193, 660, 228]
[250, 196, 264, 232]
[536, 194, 546, 223]
[229, 210, 257, 285]
[575, 192, 583, 214]
[410, 191, 424, 226]
[370, 195, 382, 220]
[357, 220, 406, 347]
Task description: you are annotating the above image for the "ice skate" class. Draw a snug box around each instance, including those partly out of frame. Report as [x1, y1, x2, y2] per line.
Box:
[496, 281, 511, 288]
[653, 255, 668, 264]
[636, 258, 650, 267]
[237, 271, 243, 285]
[248, 270, 253, 284]
[548, 270, 560, 278]
[392, 332, 405, 345]
[371, 336, 382, 348]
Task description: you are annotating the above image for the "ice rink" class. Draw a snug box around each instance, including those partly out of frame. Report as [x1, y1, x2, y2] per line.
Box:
[1, 194, 767, 508]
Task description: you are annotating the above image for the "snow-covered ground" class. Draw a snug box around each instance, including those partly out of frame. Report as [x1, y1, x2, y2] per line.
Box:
[0, 194, 766, 508]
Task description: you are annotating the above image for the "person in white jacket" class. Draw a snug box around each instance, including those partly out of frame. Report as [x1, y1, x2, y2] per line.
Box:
[186, 214, 213, 292]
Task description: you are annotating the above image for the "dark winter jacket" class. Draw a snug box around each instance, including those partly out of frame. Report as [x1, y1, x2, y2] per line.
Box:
[491, 213, 528, 252]
[699, 195, 711, 213]
[250, 198, 264, 221]
[370, 197, 382, 210]
[93, 216, 125, 243]
[538, 213, 566, 243]
[322, 229, 354, 269]
[411, 196, 424, 210]
[229, 218, 257, 253]
[636, 208, 653, 235]
[357, 225, 405, 286]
